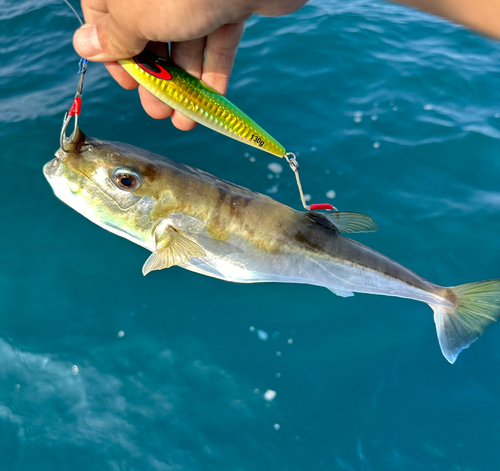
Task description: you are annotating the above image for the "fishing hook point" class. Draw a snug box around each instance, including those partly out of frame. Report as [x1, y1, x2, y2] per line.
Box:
[60, 111, 80, 152]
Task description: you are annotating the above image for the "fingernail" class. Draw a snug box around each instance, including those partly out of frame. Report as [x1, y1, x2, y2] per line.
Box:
[74, 24, 102, 58]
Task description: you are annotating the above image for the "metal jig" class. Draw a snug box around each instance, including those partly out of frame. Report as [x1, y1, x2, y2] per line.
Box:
[60, 58, 88, 151]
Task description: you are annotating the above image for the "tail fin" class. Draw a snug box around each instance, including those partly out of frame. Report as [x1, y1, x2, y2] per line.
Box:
[433, 280, 500, 363]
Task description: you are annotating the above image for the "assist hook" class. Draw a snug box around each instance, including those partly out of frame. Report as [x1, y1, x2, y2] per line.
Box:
[60, 58, 88, 151]
[284, 152, 337, 212]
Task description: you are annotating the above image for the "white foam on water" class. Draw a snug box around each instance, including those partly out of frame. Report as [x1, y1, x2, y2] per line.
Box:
[264, 390, 276, 401]
[257, 330, 268, 341]
[268, 162, 283, 174]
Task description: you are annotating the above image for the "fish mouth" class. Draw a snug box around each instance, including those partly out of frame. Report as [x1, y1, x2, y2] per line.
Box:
[43, 157, 60, 178]
[43, 149, 66, 178]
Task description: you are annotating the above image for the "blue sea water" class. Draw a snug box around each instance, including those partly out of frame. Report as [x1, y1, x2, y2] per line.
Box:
[2, 0, 500, 469]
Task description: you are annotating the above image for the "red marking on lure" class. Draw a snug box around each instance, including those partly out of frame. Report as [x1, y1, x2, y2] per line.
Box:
[68, 97, 81, 117]
[309, 204, 334, 211]
[133, 54, 172, 80]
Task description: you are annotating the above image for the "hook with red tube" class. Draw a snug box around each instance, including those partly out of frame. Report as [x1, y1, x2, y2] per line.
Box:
[284, 153, 337, 212]
[60, 58, 88, 151]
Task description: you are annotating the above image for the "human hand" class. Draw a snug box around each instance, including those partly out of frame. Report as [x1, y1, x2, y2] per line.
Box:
[73, 0, 308, 130]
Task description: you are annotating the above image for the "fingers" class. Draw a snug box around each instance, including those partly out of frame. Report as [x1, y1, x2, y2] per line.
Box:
[167, 24, 243, 131]
[104, 62, 138, 90]
[202, 22, 245, 96]
[73, 12, 147, 61]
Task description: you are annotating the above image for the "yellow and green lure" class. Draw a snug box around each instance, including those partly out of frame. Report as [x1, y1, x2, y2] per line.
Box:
[119, 50, 334, 212]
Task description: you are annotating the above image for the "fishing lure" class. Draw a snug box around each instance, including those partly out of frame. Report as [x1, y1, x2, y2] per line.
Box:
[119, 51, 334, 211]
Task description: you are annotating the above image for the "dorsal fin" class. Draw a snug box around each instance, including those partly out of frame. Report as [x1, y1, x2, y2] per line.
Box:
[323, 211, 378, 233]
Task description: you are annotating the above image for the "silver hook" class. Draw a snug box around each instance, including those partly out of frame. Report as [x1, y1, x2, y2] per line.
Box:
[284, 152, 310, 211]
[284, 152, 337, 212]
[60, 111, 80, 151]
[60, 59, 88, 151]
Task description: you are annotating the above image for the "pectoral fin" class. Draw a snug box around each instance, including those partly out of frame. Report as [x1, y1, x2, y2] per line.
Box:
[142, 225, 206, 276]
[324, 212, 378, 233]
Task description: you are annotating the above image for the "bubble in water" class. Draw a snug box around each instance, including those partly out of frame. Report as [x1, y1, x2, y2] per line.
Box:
[72, 365, 79, 375]
[392, 106, 398, 111]
[423, 104, 433, 111]
[254, 388, 259, 394]
[264, 389, 277, 401]
[257, 330, 268, 341]
[326, 190, 336, 199]
[276, 372, 281, 378]
[249, 326, 255, 332]
[276, 351, 282, 357]
[268, 162, 283, 174]
[244, 152, 250, 157]
[353, 111, 362, 117]
[117, 330, 125, 338]
[249, 156, 256, 162]
[266, 184, 279, 194]
[274, 423, 280, 430]
[354, 116, 362, 123]
[287, 338, 293, 344]
[304, 194, 311, 202]
[495, 113, 500, 118]
[373, 142, 380, 149]
[371, 115, 378, 121]
[311, 146, 317, 152]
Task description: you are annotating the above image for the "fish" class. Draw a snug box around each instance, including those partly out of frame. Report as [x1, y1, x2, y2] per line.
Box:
[119, 50, 287, 158]
[44, 129, 500, 364]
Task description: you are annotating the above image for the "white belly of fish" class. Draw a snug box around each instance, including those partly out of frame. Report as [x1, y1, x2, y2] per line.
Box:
[168, 213, 451, 309]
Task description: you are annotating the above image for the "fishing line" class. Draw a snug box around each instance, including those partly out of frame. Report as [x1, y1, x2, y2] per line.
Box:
[63, 0, 84, 26]
[60, 0, 88, 150]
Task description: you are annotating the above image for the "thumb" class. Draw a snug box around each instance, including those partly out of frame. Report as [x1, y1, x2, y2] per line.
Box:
[73, 17, 147, 61]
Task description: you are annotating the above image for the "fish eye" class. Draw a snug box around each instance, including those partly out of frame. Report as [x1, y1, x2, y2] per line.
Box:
[111, 167, 142, 191]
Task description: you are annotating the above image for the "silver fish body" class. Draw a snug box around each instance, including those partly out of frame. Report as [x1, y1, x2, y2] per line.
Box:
[44, 131, 500, 363]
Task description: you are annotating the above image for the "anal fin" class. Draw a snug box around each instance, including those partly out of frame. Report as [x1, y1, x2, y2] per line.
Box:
[143, 225, 206, 276]
[327, 287, 355, 298]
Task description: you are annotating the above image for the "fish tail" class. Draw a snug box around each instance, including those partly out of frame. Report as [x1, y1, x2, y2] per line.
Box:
[432, 279, 500, 363]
